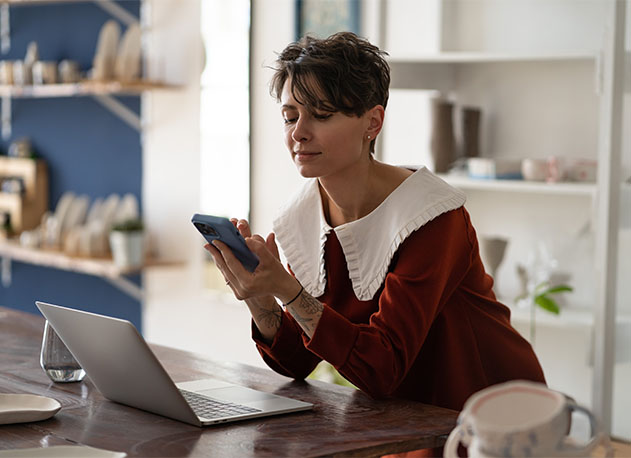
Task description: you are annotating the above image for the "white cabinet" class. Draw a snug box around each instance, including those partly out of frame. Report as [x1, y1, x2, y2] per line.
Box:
[378, 0, 629, 437]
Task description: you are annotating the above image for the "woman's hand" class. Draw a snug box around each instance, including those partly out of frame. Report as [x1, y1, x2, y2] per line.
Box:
[204, 219, 303, 341]
[205, 219, 323, 340]
[205, 219, 299, 301]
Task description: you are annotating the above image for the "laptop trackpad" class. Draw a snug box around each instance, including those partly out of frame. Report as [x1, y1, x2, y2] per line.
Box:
[199, 386, 277, 403]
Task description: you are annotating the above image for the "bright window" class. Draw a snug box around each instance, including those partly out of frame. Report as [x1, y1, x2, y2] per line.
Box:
[200, 0, 250, 220]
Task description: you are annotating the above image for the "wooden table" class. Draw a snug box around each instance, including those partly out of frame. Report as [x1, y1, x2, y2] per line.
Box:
[0, 306, 458, 457]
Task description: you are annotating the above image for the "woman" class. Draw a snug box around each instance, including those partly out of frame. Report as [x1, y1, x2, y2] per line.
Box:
[207, 32, 545, 412]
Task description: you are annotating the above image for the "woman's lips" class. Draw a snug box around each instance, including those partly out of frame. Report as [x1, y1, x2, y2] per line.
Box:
[294, 151, 321, 162]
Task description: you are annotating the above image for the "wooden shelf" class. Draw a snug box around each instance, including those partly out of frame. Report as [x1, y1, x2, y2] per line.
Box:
[0, 80, 178, 138]
[0, 81, 176, 98]
[0, 239, 152, 277]
[0, 239, 179, 300]
[438, 174, 597, 197]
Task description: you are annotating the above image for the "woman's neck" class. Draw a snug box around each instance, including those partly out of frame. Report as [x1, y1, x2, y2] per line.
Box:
[319, 160, 413, 227]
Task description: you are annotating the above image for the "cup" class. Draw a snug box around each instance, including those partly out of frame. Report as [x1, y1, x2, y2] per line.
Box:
[444, 380, 607, 457]
[567, 159, 597, 182]
[58, 59, 81, 83]
[40, 320, 86, 383]
[521, 158, 548, 181]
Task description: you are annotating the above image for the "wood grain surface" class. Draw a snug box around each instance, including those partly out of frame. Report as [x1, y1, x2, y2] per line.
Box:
[0, 306, 457, 457]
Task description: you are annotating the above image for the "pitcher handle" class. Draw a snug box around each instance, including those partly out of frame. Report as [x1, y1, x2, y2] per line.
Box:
[557, 403, 609, 456]
[444, 424, 469, 458]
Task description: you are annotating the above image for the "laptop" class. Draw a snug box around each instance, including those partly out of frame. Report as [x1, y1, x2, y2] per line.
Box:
[35, 301, 313, 426]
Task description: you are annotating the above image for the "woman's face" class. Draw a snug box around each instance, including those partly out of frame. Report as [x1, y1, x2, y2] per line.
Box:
[280, 79, 372, 179]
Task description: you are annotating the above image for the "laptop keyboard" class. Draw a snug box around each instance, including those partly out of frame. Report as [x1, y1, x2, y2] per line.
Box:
[179, 389, 261, 419]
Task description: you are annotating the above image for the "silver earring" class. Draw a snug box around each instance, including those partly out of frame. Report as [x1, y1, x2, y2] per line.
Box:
[367, 135, 371, 140]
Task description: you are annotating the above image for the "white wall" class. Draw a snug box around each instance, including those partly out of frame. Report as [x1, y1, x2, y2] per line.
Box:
[143, 0, 203, 276]
[441, 0, 607, 53]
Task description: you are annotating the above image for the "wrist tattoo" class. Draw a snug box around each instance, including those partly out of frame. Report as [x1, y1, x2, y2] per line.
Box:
[299, 293, 323, 314]
[292, 313, 314, 331]
[257, 308, 282, 330]
[286, 290, 323, 336]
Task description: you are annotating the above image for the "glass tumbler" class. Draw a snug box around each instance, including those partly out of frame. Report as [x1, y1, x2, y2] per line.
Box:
[40, 320, 86, 383]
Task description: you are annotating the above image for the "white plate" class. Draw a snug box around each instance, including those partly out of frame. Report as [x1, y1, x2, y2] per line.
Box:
[0, 446, 126, 458]
[0, 393, 61, 425]
[115, 23, 141, 81]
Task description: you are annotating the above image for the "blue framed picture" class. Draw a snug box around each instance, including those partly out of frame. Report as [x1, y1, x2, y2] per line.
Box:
[296, 0, 361, 40]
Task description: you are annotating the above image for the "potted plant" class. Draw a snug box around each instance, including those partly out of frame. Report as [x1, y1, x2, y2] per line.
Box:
[515, 279, 573, 345]
[109, 218, 145, 269]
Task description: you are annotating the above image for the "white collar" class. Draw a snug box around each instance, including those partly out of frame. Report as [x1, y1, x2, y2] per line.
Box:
[272, 168, 466, 301]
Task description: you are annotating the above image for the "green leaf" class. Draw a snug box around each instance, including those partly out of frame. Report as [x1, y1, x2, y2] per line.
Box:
[534, 295, 560, 314]
[111, 219, 144, 232]
[542, 285, 573, 295]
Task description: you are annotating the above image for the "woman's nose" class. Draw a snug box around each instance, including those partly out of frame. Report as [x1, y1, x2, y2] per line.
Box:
[291, 118, 311, 143]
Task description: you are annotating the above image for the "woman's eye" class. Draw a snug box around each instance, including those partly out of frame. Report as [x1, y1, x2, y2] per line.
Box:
[283, 117, 297, 124]
[314, 113, 332, 121]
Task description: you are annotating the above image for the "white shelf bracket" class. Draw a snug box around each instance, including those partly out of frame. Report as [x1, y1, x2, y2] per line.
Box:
[92, 0, 138, 27]
[103, 275, 144, 302]
[2, 95, 11, 140]
[92, 94, 141, 132]
[1, 255, 11, 288]
[0, 4, 9, 55]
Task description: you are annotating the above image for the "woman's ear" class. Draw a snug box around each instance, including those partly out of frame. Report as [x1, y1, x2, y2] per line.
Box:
[366, 105, 385, 139]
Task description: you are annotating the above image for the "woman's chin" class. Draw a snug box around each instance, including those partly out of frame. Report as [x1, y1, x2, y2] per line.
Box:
[294, 163, 320, 178]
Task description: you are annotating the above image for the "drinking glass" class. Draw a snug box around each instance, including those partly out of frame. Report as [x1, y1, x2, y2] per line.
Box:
[40, 320, 86, 383]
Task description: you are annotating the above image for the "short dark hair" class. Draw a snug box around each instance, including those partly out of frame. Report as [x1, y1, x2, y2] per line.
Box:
[270, 32, 390, 118]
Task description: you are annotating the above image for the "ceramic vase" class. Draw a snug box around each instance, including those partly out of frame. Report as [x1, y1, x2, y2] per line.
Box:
[462, 107, 481, 158]
[479, 236, 508, 281]
[429, 98, 456, 174]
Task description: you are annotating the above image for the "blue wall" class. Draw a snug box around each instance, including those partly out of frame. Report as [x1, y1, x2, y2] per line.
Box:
[0, 1, 143, 331]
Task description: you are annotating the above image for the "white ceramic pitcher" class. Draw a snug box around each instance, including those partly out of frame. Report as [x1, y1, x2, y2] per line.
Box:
[444, 380, 611, 457]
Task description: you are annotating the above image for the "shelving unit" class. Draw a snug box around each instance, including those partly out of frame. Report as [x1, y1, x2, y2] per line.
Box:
[380, 0, 628, 434]
[0, 0, 178, 304]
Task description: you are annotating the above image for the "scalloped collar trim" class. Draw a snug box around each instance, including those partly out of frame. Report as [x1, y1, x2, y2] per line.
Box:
[272, 168, 466, 301]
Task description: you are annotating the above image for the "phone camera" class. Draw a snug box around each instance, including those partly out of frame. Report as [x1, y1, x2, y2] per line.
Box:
[195, 223, 218, 237]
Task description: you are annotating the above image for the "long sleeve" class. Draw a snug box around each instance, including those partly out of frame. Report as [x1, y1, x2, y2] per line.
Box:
[252, 309, 322, 380]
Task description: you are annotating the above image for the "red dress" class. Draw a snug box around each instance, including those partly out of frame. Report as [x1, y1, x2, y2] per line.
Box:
[253, 207, 545, 411]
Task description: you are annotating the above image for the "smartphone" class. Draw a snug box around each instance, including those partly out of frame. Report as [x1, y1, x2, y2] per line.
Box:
[191, 213, 259, 272]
